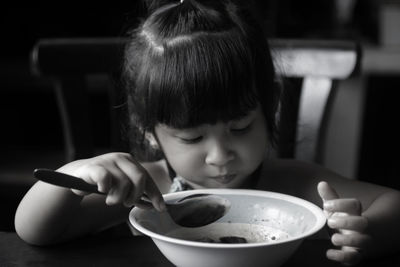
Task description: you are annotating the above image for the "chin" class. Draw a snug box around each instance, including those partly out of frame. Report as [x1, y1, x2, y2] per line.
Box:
[185, 175, 247, 189]
[210, 179, 244, 189]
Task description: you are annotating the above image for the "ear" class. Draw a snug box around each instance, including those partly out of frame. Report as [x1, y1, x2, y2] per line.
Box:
[145, 131, 159, 149]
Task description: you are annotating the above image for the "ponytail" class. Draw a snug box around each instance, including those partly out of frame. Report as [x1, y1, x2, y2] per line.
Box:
[143, 0, 179, 13]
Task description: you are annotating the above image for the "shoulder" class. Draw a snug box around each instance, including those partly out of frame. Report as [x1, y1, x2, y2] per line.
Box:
[141, 160, 172, 194]
[257, 158, 342, 203]
[258, 158, 397, 207]
[261, 158, 329, 183]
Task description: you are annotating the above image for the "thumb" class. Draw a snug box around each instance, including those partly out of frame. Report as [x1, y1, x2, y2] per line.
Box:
[317, 181, 340, 225]
[317, 181, 340, 201]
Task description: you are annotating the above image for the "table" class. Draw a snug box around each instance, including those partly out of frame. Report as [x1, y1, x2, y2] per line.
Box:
[1, 228, 398, 267]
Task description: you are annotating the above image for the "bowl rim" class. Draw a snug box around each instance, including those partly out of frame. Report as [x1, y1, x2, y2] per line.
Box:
[129, 188, 327, 248]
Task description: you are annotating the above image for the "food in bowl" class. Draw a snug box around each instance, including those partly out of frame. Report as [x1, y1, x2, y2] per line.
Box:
[166, 222, 290, 243]
[129, 189, 326, 267]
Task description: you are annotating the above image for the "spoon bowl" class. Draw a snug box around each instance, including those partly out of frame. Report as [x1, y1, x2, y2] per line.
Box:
[165, 194, 231, 227]
[33, 168, 231, 227]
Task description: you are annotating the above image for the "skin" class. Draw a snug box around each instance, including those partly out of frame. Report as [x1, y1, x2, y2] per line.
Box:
[15, 105, 400, 266]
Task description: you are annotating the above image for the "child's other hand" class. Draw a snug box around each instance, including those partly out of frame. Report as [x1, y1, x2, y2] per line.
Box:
[317, 181, 371, 266]
[57, 152, 166, 211]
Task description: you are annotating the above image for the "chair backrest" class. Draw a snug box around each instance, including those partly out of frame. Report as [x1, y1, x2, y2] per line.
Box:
[269, 39, 360, 162]
[30, 38, 360, 163]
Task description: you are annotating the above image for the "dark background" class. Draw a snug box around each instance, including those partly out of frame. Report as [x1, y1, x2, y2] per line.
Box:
[0, 2, 144, 150]
[0, 0, 383, 153]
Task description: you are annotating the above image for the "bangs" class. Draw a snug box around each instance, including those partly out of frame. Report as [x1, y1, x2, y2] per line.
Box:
[139, 30, 258, 130]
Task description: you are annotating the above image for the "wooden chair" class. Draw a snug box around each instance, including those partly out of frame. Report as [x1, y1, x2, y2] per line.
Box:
[30, 38, 360, 163]
[269, 39, 360, 162]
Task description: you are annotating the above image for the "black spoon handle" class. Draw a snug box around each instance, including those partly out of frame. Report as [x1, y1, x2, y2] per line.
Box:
[33, 168, 105, 195]
[33, 168, 154, 208]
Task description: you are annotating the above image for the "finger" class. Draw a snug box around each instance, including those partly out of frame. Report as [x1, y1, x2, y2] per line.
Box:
[116, 157, 147, 207]
[85, 165, 112, 194]
[77, 160, 132, 206]
[324, 198, 362, 215]
[331, 232, 372, 248]
[127, 156, 166, 212]
[145, 179, 166, 212]
[134, 202, 154, 210]
[318, 181, 340, 219]
[123, 178, 144, 208]
[328, 214, 368, 232]
[104, 165, 132, 206]
[318, 181, 340, 201]
[71, 188, 91, 196]
[327, 247, 362, 266]
[69, 164, 112, 196]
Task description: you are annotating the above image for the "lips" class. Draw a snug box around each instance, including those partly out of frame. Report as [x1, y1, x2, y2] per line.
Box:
[210, 174, 236, 184]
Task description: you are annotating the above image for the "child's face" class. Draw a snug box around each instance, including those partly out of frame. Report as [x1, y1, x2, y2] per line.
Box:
[154, 105, 268, 188]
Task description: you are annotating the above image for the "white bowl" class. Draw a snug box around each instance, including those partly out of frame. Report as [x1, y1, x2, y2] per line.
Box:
[129, 189, 326, 267]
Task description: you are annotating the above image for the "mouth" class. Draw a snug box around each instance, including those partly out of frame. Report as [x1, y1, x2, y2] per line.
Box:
[210, 174, 236, 184]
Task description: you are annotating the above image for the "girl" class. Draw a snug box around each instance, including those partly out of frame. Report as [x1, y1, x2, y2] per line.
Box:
[15, 0, 400, 265]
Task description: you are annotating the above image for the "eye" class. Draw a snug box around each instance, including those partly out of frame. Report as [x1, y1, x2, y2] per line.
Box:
[178, 136, 203, 144]
[231, 123, 252, 134]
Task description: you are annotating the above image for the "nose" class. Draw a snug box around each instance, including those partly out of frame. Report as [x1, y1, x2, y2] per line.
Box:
[205, 139, 235, 167]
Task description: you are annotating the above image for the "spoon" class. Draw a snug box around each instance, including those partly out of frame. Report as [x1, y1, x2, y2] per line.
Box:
[33, 168, 231, 227]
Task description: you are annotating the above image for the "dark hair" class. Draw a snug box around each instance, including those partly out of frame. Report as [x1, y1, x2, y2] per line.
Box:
[123, 0, 280, 160]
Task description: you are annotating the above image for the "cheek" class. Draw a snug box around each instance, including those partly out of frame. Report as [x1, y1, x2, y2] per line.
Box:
[238, 125, 268, 166]
[242, 123, 268, 153]
[244, 135, 267, 162]
[163, 145, 204, 177]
